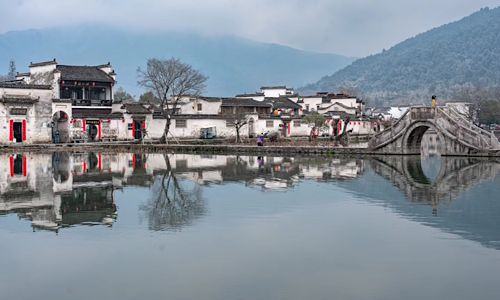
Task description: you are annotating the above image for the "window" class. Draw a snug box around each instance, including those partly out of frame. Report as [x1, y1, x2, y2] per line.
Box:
[226, 120, 235, 127]
[175, 119, 187, 128]
[197, 103, 202, 111]
[266, 121, 274, 128]
[316, 105, 320, 111]
[176, 159, 187, 168]
[294, 120, 301, 127]
[305, 104, 309, 111]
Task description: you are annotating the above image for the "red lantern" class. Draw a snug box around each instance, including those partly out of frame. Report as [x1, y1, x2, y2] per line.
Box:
[358, 122, 361, 125]
[300, 109, 303, 111]
[69, 121, 72, 124]
[100, 119, 103, 122]
[74, 81, 77, 85]
[108, 119, 111, 123]
[122, 119, 125, 123]
[110, 83, 113, 87]
[92, 82, 95, 86]
[62, 80, 65, 85]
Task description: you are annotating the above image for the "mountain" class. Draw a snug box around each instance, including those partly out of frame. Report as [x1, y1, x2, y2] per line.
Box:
[0, 26, 356, 97]
[299, 7, 500, 105]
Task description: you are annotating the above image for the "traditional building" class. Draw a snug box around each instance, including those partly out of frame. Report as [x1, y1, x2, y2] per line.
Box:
[9, 59, 118, 143]
[0, 82, 53, 144]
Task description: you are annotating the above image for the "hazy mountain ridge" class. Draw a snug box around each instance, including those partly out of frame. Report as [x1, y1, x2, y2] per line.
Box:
[299, 7, 500, 104]
[0, 26, 356, 97]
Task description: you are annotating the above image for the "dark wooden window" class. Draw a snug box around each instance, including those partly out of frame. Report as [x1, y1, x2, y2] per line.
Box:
[226, 120, 235, 127]
[266, 121, 274, 128]
[175, 120, 187, 128]
[294, 120, 301, 127]
[197, 103, 202, 111]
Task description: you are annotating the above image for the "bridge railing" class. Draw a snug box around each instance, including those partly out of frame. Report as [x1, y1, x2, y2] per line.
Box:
[437, 107, 497, 150]
[369, 108, 412, 149]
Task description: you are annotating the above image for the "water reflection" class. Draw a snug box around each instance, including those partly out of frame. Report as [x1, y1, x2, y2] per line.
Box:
[0, 152, 499, 239]
[140, 155, 205, 231]
[370, 155, 500, 203]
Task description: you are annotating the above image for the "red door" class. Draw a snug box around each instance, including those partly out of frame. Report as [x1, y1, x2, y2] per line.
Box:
[9, 120, 13, 141]
[22, 120, 26, 141]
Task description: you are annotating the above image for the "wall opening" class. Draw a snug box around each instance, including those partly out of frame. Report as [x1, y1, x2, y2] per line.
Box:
[13, 122, 23, 143]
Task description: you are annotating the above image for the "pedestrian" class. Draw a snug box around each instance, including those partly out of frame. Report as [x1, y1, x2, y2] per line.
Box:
[257, 135, 264, 146]
[432, 95, 437, 112]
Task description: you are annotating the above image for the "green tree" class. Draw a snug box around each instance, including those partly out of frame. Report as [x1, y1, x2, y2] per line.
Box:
[114, 86, 134, 101]
[303, 112, 329, 139]
[139, 91, 161, 104]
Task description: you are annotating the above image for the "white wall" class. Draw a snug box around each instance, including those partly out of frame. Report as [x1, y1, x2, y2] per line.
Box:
[261, 88, 288, 98]
[0, 87, 53, 144]
[300, 97, 323, 112]
[178, 100, 221, 115]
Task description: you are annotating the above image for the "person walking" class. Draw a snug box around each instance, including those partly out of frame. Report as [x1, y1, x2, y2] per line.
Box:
[257, 135, 264, 146]
[432, 95, 437, 112]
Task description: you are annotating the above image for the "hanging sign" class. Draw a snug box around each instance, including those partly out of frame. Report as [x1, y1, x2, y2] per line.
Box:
[86, 120, 100, 125]
[11, 108, 27, 115]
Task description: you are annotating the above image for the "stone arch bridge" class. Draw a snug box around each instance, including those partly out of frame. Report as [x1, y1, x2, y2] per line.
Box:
[368, 106, 500, 156]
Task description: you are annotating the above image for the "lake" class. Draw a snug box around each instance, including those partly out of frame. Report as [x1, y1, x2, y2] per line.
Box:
[1, 152, 500, 300]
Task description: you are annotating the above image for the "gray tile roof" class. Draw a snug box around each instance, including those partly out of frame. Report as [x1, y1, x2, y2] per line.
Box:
[235, 93, 265, 97]
[260, 86, 290, 90]
[0, 82, 52, 89]
[198, 96, 225, 102]
[264, 97, 302, 109]
[0, 97, 38, 104]
[221, 98, 272, 107]
[30, 60, 57, 67]
[319, 102, 354, 110]
[57, 65, 115, 83]
[121, 103, 151, 114]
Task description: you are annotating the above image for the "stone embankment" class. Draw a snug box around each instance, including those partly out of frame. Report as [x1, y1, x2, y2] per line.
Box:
[1, 141, 499, 156]
[0, 142, 371, 156]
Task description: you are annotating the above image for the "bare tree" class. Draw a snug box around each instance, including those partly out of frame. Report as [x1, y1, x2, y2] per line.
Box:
[451, 84, 495, 125]
[338, 84, 371, 107]
[137, 58, 208, 143]
[226, 107, 250, 143]
[338, 84, 358, 96]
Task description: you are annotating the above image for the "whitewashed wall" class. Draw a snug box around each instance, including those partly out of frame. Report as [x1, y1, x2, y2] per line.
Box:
[0, 87, 53, 144]
[178, 100, 221, 115]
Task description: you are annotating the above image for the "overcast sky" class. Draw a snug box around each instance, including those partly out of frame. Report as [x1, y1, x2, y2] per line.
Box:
[0, 0, 499, 57]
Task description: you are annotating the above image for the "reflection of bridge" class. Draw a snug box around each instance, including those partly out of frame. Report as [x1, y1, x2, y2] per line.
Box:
[369, 106, 500, 156]
[370, 156, 500, 202]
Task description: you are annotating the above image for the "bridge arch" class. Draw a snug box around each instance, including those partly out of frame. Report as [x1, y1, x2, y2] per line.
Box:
[401, 121, 447, 155]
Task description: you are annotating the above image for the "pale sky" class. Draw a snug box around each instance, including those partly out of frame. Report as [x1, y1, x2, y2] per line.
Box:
[0, 0, 499, 57]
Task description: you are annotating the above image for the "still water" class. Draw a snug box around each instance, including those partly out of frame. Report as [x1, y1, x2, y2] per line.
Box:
[1, 152, 500, 300]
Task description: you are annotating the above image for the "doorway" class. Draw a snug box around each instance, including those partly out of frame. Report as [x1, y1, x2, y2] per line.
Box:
[134, 121, 142, 139]
[88, 125, 98, 141]
[13, 122, 23, 143]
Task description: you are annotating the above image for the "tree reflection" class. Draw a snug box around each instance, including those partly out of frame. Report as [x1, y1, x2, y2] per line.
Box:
[140, 155, 206, 231]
